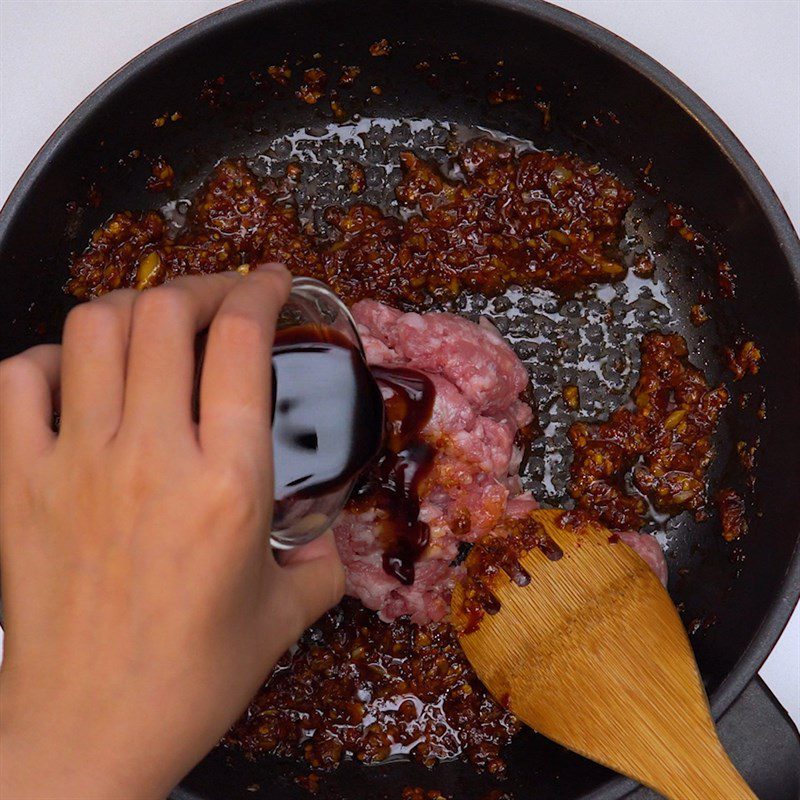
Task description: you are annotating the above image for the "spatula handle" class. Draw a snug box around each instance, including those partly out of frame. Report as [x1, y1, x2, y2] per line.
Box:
[652, 737, 758, 800]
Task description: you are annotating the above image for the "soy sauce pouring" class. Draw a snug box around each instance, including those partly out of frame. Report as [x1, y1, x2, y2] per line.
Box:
[193, 278, 383, 547]
[269, 318, 384, 547]
[349, 367, 436, 585]
[194, 277, 435, 556]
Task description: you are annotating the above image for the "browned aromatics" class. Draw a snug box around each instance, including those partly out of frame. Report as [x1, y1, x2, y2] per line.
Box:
[716, 488, 747, 541]
[487, 80, 522, 105]
[267, 63, 292, 85]
[389, 140, 632, 298]
[667, 203, 705, 248]
[330, 99, 346, 120]
[296, 68, 327, 104]
[67, 159, 324, 298]
[182, 159, 325, 275]
[736, 439, 758, 472]
[198, 76, 228, 108]
[568, 332, 729, 530]
[459, 516, 562, 635]
[402, 789, 449, 800]
[225, 598, 519, 775]
[369, 38, 392, 56]
[67, 211, 171, 297]
[717, 260, 736, 298]
[533, 100, 552, 131]
[69, 139, 633, 304]
[633, 254, 655, 279]
[339, 65, 361, 85]
[347, 162, 366, 194]
[724, 340, 761, 380]
[562, 384, 580, 410]
[285, 162, 303, 182]
[667, 205, 739, 299]
[689, 303, 709, 326]
[146, 157, 174, 193]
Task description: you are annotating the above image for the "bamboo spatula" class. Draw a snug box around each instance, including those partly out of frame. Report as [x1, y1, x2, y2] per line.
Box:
[451, 508, 756, 800]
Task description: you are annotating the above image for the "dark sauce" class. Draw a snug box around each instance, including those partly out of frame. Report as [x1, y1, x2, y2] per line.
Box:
[349, 366, 436, 585]
[273, 333, 439, 583]
[458, 516, 562, 635]
[271, 325, 384, 510]
[194, 324, 385, 521]
[195, 321, 436, 579]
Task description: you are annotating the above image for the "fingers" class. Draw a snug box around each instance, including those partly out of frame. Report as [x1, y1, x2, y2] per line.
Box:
[58, 267, 289, 448]
[278, 531, 345, 630]
[279, 532, 341, 567]
[121, 272, 245, 437]
[0, 345, 61, 465]
[198, 265, 291, 463]
[59, 290, 137, 441]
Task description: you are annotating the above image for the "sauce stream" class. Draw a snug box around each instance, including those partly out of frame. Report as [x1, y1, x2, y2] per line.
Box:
[349, 366, 436, 585]
[271, 324, 384, 507]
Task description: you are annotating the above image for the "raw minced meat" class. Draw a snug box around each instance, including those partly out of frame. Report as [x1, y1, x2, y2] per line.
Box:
[616, 531, 668, 587]
[334, 301, 537, 624]
[334, 301, 668, 623]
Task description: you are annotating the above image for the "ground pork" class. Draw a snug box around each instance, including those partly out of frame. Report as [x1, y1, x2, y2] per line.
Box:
[333, 300, 667, 623]
[334, 301, 535, 624]
[617, 531, 669, 587]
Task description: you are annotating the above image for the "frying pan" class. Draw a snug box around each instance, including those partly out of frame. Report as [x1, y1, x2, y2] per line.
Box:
[0, 1, 798, 798]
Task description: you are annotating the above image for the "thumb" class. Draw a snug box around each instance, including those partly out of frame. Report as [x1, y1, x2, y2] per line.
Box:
[278, 531, 346, 628]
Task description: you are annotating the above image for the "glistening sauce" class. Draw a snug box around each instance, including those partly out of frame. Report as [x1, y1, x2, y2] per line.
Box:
[198, 322, 436, 581]
[349, 367, 436, 585]
[270, 325, 384, 513]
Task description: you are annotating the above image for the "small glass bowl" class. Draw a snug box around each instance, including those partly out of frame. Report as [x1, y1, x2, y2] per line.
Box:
[270, 277, 379, 549]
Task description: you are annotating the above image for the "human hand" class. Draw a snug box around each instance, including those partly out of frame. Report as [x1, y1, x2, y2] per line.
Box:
[0, 266, 344, 799]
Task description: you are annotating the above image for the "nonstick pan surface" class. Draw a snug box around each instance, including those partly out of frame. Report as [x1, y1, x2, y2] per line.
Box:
[0, 1, 798, 799]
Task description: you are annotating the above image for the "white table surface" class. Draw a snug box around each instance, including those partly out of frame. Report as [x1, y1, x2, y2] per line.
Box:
[1, 0, 798, 726]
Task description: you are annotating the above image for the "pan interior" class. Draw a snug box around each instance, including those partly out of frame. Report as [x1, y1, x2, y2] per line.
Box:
[192, 114, 715, 533]
[172, 115, 741, 798]
[2, 2, 797, 798]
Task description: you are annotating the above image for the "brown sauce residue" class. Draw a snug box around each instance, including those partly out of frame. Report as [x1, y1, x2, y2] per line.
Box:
[724, 340, 761, 381]
[401, 789, 449, 800]
[557, 508, 596, 534]
[716, 488, 748, 541]
[296, 67, 327, 105]
[67, 138, 633, 304]
[349, 367, 436, 585]
[458, 515, 562, 635]
[568, 332, 729, 530]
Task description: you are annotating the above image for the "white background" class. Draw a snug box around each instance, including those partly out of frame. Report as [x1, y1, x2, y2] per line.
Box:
[1, 0, 798, 725]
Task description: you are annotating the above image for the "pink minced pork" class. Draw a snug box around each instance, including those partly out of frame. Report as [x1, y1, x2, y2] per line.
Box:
[333, 300, 668, 624]
[334, 301, 536, 624]
[616, 531, 669, 587]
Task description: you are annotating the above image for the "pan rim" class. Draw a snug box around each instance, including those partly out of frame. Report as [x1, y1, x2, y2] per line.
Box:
[1, 0, 798, 793]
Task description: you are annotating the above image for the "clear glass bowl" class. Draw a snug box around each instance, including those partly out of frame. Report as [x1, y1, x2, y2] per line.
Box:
[270, 277, 380, 549]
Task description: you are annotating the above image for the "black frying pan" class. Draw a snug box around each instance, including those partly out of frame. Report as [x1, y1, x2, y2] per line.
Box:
[0, 2, 798, 798]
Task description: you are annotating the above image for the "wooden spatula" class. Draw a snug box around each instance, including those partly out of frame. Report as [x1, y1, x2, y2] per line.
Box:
[451, 508, 756, 800]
